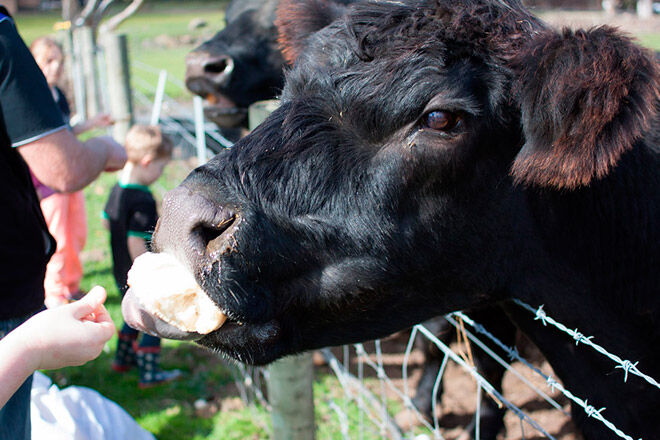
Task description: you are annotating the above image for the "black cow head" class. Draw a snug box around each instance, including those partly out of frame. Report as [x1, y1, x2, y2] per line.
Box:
[185, 0, 285, 128]
[185, 0, 356, 129]
[128, 0, 659, 367]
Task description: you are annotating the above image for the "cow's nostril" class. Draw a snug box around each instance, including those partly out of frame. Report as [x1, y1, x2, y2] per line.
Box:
[204, 56, 234, 77]
[192, 214, 237, 258]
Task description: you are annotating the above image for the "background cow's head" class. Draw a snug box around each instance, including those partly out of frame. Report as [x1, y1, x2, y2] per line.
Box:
[130, 0, 659, 365]
[185, 0, 285, 128]
[185, 0, 355, 129]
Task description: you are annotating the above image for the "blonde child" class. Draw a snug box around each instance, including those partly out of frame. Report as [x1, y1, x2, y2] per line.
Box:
[102, 125, 181, 388]
[30, 37, 114, 307]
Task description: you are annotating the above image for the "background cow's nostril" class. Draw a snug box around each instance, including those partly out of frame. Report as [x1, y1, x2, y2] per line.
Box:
[204, 56, 234, 77]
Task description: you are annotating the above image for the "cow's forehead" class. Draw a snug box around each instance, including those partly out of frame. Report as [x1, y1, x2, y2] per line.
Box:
[281, 1, 537, 137]
[313, 0, 542, 68]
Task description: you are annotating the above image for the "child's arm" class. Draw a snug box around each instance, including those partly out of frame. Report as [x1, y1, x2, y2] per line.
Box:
[0, 287, 115, 409]
[72, 113, 114, 136]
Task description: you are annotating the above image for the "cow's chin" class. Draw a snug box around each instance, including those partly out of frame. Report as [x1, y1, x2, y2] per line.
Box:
[204, 105, 248, 128]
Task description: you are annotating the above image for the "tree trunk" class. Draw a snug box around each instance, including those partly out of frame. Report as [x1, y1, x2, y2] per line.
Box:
[62, 0, 81, 21]
[99, 0, 145, 33]
[602, 0, 618, 15]
[102, 33, 134, 144]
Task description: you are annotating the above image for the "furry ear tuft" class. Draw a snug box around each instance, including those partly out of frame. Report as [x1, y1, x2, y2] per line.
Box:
[276, 0, 349, 65]
[511, 26, 660, 189]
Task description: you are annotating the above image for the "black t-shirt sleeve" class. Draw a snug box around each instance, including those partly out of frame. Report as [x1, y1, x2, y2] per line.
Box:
[127, 201, 158, 240]
[0, 17, 66, 147]
[54, 87, 71, 122]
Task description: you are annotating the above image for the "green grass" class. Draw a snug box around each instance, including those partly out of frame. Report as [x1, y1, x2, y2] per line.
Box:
[637, 33, 660, 50]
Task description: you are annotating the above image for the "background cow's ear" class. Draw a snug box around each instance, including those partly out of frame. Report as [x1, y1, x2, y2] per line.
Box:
[276, 0, 349, 65]
[511, 26, 660, 189]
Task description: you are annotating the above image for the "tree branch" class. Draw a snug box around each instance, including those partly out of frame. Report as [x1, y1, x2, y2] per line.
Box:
[78, 0, 101, 26]
[99, 0, 146, 34]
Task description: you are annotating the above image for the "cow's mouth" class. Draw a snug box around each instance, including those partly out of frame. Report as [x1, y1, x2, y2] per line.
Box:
[203, 93, 247, 128]
[122, 284, 281, 354]
[120, 228, 284, 362]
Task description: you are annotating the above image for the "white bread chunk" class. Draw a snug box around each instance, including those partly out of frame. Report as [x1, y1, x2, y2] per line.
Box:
[127, 252, 226, 334]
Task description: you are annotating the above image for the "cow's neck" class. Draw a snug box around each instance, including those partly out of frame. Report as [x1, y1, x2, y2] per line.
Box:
[503, 142, 660, 439]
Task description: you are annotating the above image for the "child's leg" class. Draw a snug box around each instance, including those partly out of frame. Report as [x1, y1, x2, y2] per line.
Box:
[138, 333, 160, 348]
[135, 335, 182, 388]
[111, 323, 139, 372]
[41, 193, 71, 307]
[63, 190, 87, 296]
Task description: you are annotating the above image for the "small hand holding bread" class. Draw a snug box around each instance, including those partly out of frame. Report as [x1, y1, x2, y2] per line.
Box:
[127, 252, 226, 334]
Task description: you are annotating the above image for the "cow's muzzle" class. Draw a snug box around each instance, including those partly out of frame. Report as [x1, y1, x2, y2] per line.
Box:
[154, 185, 238, 271]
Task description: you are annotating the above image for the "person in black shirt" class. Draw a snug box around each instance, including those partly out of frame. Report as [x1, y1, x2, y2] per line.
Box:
[0, 9, 126, 439]
[103, 125, 181, 388]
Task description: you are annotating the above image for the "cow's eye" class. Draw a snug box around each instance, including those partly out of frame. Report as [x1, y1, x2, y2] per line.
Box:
[422, 110, 460, 132]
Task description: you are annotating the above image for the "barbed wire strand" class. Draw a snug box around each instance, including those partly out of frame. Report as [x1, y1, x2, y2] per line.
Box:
[512, 299, 660, 392]
[455, 308, 641, 440]
[445, 313, 567, 415]
[414, 325, 558, 439]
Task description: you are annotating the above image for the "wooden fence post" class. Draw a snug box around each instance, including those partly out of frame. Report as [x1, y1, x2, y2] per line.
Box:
[637, 0, 653, 18]
[102, 33, 134, 144]
[249, 100, 316, 440]
[77, 26, 101, 118]
[267, 354, 316, 440]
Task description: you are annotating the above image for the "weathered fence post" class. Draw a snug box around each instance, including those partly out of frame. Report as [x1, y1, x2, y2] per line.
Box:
[69, 27, 87, 121]
[602, 0, 617, 15]
[267, 354, 316, 440]
[637, 0, 653, 18]
[102, 33, 134, 144]
[249, 100, 316, 440]
[77, 25, 101, 118]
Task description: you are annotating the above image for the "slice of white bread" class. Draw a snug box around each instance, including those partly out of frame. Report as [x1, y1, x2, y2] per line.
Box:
[127, 252, 226, 334]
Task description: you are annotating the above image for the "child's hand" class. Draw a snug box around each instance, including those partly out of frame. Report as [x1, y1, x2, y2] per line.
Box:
[19, 286, 116, 371]
[89, 113, 115, 129]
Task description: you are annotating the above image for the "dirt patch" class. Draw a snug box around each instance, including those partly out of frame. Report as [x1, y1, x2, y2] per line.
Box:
[319, 330, 580, 439]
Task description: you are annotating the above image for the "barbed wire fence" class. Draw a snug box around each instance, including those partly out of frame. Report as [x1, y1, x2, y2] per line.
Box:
[64, 30, 658, 439]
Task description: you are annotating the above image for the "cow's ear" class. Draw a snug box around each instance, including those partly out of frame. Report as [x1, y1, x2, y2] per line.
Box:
[276, 0, 349, 65]
[511, 26, 660, 189]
